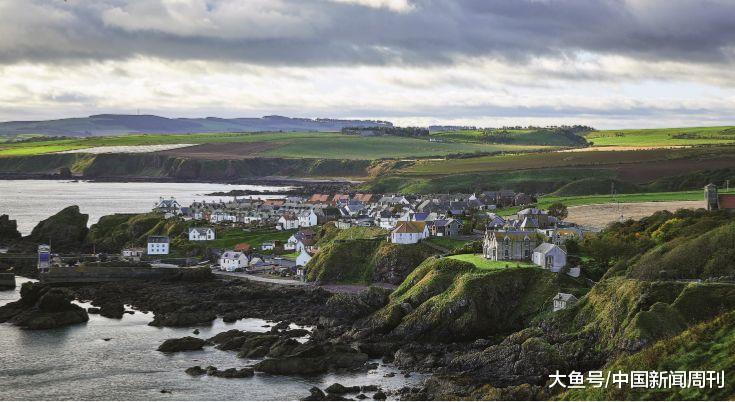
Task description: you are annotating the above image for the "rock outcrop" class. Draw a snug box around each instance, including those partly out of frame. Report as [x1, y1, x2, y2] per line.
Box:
[157, 336, 206, 352]
[0, 282, 88, 329]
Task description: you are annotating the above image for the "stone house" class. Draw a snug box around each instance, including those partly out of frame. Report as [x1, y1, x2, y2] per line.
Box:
[483, 229, 540, 261]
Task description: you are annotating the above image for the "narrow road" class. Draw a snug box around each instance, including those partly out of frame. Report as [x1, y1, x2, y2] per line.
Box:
[213, 270, 397, 294]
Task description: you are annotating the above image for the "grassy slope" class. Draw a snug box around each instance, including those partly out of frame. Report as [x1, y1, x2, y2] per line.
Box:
[561, 311, 735, 400]
[584, 126, 735, 147]
[0, 131, 549, 159]
[368, 257, 581, 342]
[448, 253, 536, 270]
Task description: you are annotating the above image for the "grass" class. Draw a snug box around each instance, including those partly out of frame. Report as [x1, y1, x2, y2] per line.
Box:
[536, 189, 735, 209]
[447, 253, 536, 270]
[0, 131, 552, 159]
[424, 237, 471, 251]
[584, 126, 735, 147]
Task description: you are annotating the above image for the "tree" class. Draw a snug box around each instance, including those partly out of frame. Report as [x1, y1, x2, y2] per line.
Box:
[548, 202, 568, 221]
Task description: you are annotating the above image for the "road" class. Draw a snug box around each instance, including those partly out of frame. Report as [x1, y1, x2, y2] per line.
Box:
[213, 270, 397, 294]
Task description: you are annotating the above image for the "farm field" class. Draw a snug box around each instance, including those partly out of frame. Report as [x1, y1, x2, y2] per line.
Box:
[583, 126, 735, 147]
[565, 201, 706, 230]
[447, 253, 536, 270]
[0, 131, 551, 159]
[402, 146, 735, 176]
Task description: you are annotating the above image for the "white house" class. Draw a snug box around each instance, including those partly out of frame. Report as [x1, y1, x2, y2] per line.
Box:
[153, 197, 182, 218]
[553, 293, 579, 312]
[188, 227, 215, 241]
[297, 210, 319, 227]
[147, 236, 170, 255]
[532, 243, 567, 272]
[390, 221, 429, 244]
[277, 213, 300, 230]
[285, 235, 298, 251]
[296, 249, 313, 267]
[121, 247, 145, 261]
[219, 251, 250, 272]
[261, 241, 276, 251]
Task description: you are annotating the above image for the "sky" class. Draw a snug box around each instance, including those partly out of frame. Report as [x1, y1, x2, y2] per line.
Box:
[1, 0, 734, 129]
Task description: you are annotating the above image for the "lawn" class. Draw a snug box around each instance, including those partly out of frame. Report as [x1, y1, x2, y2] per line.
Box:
[447, 253, 536, 270]
[424, 237, 471, 250]
[194, 227, 295, 250]
[584, 126, 735, 147]
[0, 131, 552, 159]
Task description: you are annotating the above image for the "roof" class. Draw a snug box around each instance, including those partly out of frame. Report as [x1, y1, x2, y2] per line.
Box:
[147, 236, 169, 243]
[264, 199, 286, 206]
[490, 229, 537, 241]
[221, 251, 247, 259]
[719, 194, 735, 209]
[534, 242, 565, 255]
[554, 293, 578, 302]
[189, 227, 213, 235]
[392, 221, 427, 234]
[309, 194, 330, 203]
[234, 243, 252, 252]
[353, 193, 373, 202]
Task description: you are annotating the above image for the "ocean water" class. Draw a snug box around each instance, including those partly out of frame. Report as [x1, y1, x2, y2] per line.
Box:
[0, 180, 289, 235]
[0, 278, 424, 400]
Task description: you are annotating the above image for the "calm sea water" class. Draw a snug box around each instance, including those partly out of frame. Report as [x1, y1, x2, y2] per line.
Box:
[0, 278, 423, 400]
[0, 180, 288, 235]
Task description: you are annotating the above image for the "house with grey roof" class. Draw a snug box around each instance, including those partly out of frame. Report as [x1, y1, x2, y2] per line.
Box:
[553, 292, 579, 312]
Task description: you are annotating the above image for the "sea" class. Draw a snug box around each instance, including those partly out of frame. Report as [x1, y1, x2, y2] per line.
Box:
[0, 277, 424, 400]
[0, 180, 288, 235]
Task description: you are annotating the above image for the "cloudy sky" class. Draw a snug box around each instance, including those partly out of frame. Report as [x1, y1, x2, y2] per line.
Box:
[1, 0, 734, 128]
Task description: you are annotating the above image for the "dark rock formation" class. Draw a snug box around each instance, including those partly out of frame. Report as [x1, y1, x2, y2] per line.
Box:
[0, 282, 88, 329]
[157, 336, 206, 353]
[99, 302, 125, 319]
[26, 206, 89, 252]
[253, 343, 369, 375]
[0, 214, 21, 243]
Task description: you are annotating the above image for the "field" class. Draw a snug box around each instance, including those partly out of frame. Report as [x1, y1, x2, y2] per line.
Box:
[565, 201, 705, 230]
[447, 253, 536, 270]
[583, 126, 735, 147]
[0, 131, 550, 159]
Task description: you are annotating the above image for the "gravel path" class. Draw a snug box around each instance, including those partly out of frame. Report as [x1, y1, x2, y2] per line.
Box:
[214, 270, 397, 294]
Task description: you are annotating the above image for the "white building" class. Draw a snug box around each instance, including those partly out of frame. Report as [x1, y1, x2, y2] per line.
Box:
[532, 243, 567, 272]
[121, 247, 145, 261]
[296, 249, 313, 267]
[261, 241, 276, 251]
[390, 221, 429, 244]
[285, 235, 298, 251]
[219, 251, 250, 272]
[153, 198, 182, 218]
[297, 210, 318, 227]
[188, 227, 215, 241]
[147, 236, 170, 255]
[277, 213, 299, 230]
[553, 293, 579, 312]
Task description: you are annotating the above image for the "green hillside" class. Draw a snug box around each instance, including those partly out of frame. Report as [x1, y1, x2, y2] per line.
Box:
[584, 126, 735, 147]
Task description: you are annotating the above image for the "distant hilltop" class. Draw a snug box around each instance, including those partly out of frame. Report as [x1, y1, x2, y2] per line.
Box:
[0, 114, 393, 137]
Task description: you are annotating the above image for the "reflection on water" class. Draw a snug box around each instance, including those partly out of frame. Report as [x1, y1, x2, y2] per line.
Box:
[0, 180, 289, 235]
[0, 278, 425, 400]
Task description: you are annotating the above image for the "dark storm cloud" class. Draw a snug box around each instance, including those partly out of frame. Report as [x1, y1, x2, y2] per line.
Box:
[0, 0, 734, 67]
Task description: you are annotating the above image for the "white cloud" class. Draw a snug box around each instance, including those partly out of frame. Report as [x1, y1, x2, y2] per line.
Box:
[329, 0, 415, 13]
